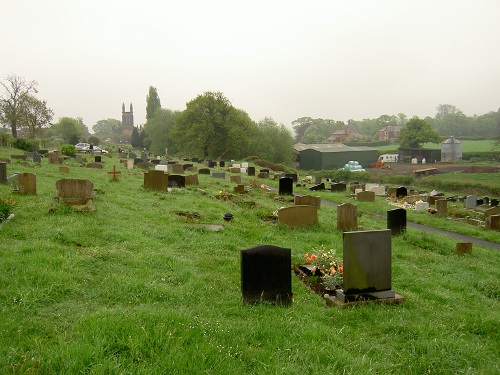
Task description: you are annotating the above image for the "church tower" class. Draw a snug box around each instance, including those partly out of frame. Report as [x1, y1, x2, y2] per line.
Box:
[122, 103, 134, 128]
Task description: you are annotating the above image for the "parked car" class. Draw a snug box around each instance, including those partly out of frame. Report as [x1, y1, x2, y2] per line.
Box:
[82, 145, 108, 154]
[75, 142, 90, 151]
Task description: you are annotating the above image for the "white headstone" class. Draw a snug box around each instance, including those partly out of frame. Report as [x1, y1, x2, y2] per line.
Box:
[155, 165, 169, 172]
[241, 162, 249, 168]
[415, 201, 430, 211]
[371, 186, 386, 196]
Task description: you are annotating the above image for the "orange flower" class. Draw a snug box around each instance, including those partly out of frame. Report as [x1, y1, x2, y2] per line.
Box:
[304, 253, 309, 258]
[329, 266, 336, 275]
[338, 266, 344, 274]
[311, 254, 317, 261]
[305, 257, 311, 263]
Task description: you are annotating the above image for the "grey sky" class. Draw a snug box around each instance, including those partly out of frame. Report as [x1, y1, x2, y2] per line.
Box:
[2, 0, 499, 132]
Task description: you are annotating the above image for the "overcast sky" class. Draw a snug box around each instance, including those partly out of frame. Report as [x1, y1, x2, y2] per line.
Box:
[2, 0, 499, 132]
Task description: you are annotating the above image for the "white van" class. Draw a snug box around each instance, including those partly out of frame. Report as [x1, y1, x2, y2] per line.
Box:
[378, 154, 399, 163]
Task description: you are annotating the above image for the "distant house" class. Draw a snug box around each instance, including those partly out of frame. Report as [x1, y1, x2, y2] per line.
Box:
[326, 127, 360, 143]
[378, 126, 401, 141]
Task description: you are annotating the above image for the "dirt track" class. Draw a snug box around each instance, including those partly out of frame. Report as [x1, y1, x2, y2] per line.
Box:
[367, 162, 500, 177]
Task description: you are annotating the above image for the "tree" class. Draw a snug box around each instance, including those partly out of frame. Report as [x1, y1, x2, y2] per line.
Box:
[250, 117, 294, 164]
[399, 117, 442, 148]
[47, 117, 87, 145]
[146, 86, 161, 120]
[0, 74, 39, 138]
[143, 108, 179, 156]
[172, 92, 254, 159]
[130, 126, 142, 148]
[93, 118, 122, 136]
[19, 95, 54, 138]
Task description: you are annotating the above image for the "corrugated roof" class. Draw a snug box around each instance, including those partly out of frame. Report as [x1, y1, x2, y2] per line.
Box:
[294, 143, 376, 153]
[442, 137, 461, 144]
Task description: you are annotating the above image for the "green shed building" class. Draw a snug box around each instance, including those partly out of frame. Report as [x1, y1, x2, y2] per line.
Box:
[294, 143, 379, 171]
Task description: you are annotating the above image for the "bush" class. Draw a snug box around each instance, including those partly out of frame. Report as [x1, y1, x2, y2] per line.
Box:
[12, 137, 39, 152]
[0, 132, 13, 147]
[60, 144, 76, 155]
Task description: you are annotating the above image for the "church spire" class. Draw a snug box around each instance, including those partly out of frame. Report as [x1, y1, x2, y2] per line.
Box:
[122, 103, 125, 113]
[130, 103, 133, 113]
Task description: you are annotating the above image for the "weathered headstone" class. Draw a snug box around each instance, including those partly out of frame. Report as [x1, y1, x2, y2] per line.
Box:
[230, 175, 242, 184]
[435, 199, 448, 217]
[484, 206, 500, 219]
[415, 201, 430, 211]
[59, 166, 70, 174]
[387, 187, 397, 198]
[185, 174, 199, 186]
[257, 172, 269, 179]
[212, 172, 226, 179]
[485, 215, 500, 230]
[155, 164, 169, 172]
[336, 229, 394, 302]
[356, 191, 375, 202]
[33, 153, 42, 163]
[456, 242, 472, 256]
[294, 195, 321, 208]
[465, 195, 477, 209]
[309, 182, 325, 191]
[387, 208, 406, 235]
[198, 168, 210, 175]
[279, 177, 293, 196]
[168, 174, 186, 188]
[0, 162, 7, 184]
[337, 203, 357, 231]
[49, 155, 64, 164]
[490, 198, 499, 207]
[144, 170, 169, 191]
[247, 166, 255, 176]
[126, 159, 134, 170]
[51, 179, 95, 211]
[86, 162, 104, 169]
[75, 155, 83, 164]
[182, 163, 193, 171]
[94, 155, 102, 163]
[331, 183, 346, 192]
[371, 186, 386, 196]
[17, 173, 36, 195]
[233, 184, 245, 194]
[172, 164, 184, 174]
[241, 245, 292, 305]
[277, 205, 318, 228]
[208, 161, 217, 168]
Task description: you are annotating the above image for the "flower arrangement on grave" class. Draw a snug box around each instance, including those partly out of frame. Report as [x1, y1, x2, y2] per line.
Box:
[303, 245, 343, 291]
[248, 178, 259, 187]
[0, 197, 16, 223]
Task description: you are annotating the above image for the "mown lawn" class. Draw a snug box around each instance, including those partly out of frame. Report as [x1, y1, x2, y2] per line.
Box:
[0, 147, 498, 374]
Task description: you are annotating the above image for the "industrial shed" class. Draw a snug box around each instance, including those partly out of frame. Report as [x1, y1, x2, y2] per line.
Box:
[294, 143, 379, 170]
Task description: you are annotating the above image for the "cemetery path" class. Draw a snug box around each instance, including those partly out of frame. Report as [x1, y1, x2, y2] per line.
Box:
[320, 199, 500, 251]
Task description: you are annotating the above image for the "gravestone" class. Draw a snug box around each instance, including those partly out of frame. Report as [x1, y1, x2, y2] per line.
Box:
[260, 169, 269, 173]
[337, 203, 357, 231]
[198, 168, 210, 175]
[219, 161, 225, 168]
[126, 159, 134, 170]
[277, 205, 318, 229]
[484, 206, 500, 219]
[51, 179, 95, 211]
[241, 162, 248, 169]
[435, 199, 447, 217]
[285, 173, 298, 182]
[94, 155, 102, 163]
[151, 159, 160, 165]
[427, 196, 439, 206]
[191, 157, 199, 163]
[187, 166, 197, 172]
[331, 183, 346, 192]
[456, 242, 472, 256]
[294, 195, 321, 208]
[137, 162, 152, 170]
[155, 164, 169, 172]
[182, 163, 193, 171]
[233, 184, 245, 194]
[59, 166, 70, 174]
[230, 175, 242, 183]
[279, 177, 293, 196]
[17, 173, 36, 195]
[415, 201, 430, 211]
[0, 158, 11, 164]
[371, 186, 386, 196]
[86, 162, 104, 169]
[247, 166, 255, 176]
[144, 170, 169, 191]
[309, 182, 325, 191]
[396, 186, 407, 198]
[185, 174, 199, 186]
[133, 158, 143, 165]
[168, 174, 186, 188]
[33, 153, 42, 163]
[387, 208, 406, 235]
[336, 229, 395, 302]
[465, 195, 477, 209]
[0, 162, 7, 184]
[350, 184, 363, 193]
[490, 198, 499, 207]
[49, 155, 64, 164]
[141, 154, 148, 163]
[241, 245, 292, 305]
[75, 155, 83, 164]
[365, 183, 379, 191]
[212, 172, 226, 179]
[172, 164, 184, 174]
[356, 191, 375, 202]
[257, 172, 269, 179]
[482, 197, 490, 206]
[230, 167, 241, 173]
[485, 215, 500, 230]
[387, 187, 397, 198]
[208, 161, 217, 168]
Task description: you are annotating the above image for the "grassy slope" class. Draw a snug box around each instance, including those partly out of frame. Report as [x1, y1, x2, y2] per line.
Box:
[0, 147, 498, 374]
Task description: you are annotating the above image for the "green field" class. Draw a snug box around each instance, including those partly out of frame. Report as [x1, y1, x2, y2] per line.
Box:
[376, 139, 496, 153]
[0, 146, 499, 374]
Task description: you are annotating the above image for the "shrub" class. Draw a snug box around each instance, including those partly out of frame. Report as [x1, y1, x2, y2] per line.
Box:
[12, 137, 39, 152]
[60, 144, 76, 155]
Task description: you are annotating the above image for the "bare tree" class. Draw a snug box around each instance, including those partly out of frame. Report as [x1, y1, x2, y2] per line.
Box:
[20, 95, 54, 138]
[0, 74, 38, 138]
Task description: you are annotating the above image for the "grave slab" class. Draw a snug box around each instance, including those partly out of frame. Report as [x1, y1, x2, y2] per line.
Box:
[277, 205, 318, 228]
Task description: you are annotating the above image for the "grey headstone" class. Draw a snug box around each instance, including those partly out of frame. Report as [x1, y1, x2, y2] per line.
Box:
[198, 168, 211, 175]
[331, 183, 346, 192]
[241, 245, 292, 305]
[212, 172, 226, 179]
[465, 195, 477, 209]
[33, 153, 42, 163]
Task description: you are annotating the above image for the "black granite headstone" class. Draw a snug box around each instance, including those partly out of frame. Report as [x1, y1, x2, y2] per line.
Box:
[387, 208, 406, 235]
[482, 197, 490, 206]
[260, 169, 269, 173]
[331, 183, 346, 192]
[168, 174, 185, 188]
[198, 168, 211, 175]
[219, 161, 225, 168]
[191, 158, 199, 163]
[396, 186, 407, 198]
[208, 161, 217, 168]
[0, 162, 7, 184]
[151, 159, 160, 165]
[309, 182, 325, 191]
[279, 177, 293, 196]
[491, 198, 499, 207]
[247, 166, 255, 176]
[241, 245, 292, 305]
[95, 155, 102, 163]
[183, 163, 193, 171]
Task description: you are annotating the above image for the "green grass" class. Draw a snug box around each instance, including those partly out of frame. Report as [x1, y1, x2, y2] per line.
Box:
[0, 147, 499, 374]
[376, 139, 496, 153]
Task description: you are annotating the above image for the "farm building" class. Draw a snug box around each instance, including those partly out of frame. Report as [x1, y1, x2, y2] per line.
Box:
[399, 148, 441, 163]
[441, 137, 462, 162]
[294, 143, 378, 170]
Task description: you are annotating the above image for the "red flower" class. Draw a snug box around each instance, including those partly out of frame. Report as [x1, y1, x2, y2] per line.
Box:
[338, 266, 344, 274]
[311, 254, 317, 261]
[329, 266, 336, 275]
[305, 257, 311, 263]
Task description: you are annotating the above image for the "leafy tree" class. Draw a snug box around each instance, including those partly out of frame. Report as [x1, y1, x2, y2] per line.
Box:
[146, 86, 161, 120]
[172, 92, 254, 159]
[87, 135, 100, 145]
[93, 118, 122, 136]
[19, 95, 54, 138]
[0, 74, 39, 138]
[399, 117, 442, 148]
[292, 117, 314, 143]
[143, 108, 179, 156]
[433, 104, 472, 136]
[47, 117, 87, 145]
[250, 117, 294, 164]
[130, 126, 142, 148]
